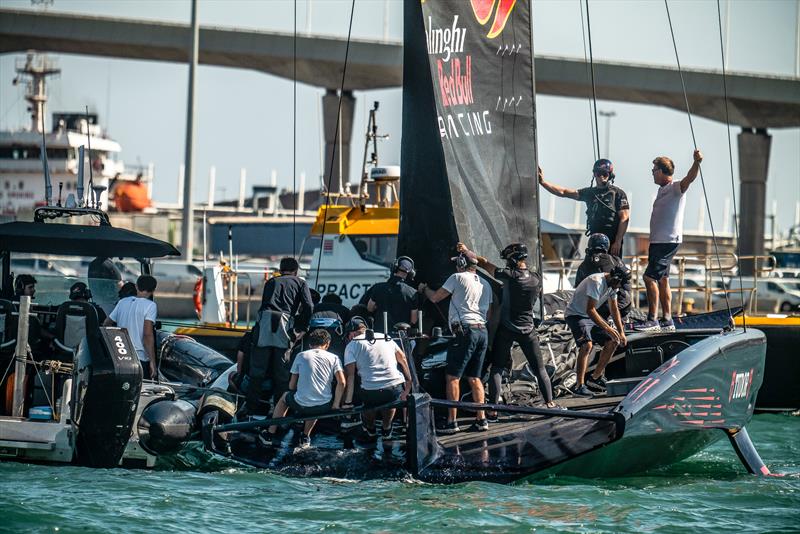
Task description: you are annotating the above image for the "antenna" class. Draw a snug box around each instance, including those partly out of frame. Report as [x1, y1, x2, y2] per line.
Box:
[40, 105, 52, 206]
[77, 145, 86, 206]
[85, 106, 94, 207]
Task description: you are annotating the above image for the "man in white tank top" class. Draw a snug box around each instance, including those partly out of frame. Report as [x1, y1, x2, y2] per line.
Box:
[638, 150, 703, 333]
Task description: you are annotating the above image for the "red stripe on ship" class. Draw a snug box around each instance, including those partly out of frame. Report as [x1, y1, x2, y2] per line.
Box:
[633, 378, 660, 402]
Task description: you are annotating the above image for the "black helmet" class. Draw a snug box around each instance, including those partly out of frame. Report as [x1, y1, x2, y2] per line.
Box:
[608, 265, 630, 285]
[593, 159, 614, 177]
[500, 243, 528, 263]
[587, 233, 610, 254]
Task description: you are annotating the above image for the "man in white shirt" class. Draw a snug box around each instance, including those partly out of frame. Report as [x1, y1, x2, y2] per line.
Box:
[565, 268, 629, 397]
[419, 253, 493, 434]
[104, 275, 158, 379]
[342, 317, 412, 440]
[638, 150, 703, 333]
[263, 329, 345, 448]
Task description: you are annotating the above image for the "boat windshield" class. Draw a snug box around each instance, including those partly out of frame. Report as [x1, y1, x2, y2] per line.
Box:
[349, 235, 397, 267]
[9, 255, 142, 315]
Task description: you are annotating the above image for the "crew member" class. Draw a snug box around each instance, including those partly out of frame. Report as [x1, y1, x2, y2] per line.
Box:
[68, 281, 108, 323]
[249, 257, 313, 413]
[313, 293, 351, 323]
[13, 274, 37, 300]
[104, 275, 158, 380]
[638, 150, 703, 333]
[456, 242, 560, 412]
[419, 253, 492, 434]
[565, 267, 629, 397]
[575, 233, 632, 319]
[367, 256, 419, 333]
[342, 316, 412, 440]
[263, 329, 345, 449]
[539, 160, 630, 257]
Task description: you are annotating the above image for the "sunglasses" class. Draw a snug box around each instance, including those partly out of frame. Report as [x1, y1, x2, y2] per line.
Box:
[594, 171, 610, 177]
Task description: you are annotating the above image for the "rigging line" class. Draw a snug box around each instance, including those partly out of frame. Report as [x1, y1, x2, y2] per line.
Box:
[716, 0, 746, 331]
[313, 0, 356, 286]
[664, 0, 733, 321]
[584, 0, 601, 163]
[292, 0, 297, 257]
[579, 0, 598, 161]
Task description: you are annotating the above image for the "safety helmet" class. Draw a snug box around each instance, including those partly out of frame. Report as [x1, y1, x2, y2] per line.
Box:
[500, 243, 529, 263]
[586, 233, 610, 254]
[592, 159, 615, 179]
[345, 316, 368, 333]
[451, 253, 477, 271]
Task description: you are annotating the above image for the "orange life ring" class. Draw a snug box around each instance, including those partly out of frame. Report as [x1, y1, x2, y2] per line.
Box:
[193, 278, 203, 319]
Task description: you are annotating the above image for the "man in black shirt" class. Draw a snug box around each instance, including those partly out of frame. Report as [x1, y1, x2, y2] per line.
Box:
[574, 233, 632, 318]
[366, 256, 419, 334]
[457, 242, 560, 411]
[247, 257, 313, 414]
[539, 159, 630, 257]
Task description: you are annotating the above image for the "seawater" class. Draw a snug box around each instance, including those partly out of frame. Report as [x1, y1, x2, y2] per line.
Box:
[1, 413, 798, 533]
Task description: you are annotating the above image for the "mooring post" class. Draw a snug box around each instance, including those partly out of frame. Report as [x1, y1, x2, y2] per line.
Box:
[12, 296, 30, 418]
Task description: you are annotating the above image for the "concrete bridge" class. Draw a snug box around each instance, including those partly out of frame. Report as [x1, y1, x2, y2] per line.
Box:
[2, 7, 799, 264]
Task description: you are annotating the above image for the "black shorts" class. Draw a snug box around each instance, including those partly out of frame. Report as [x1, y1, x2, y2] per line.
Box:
[565, 315, 610, 347]
[285, 391, 332, 417]
[446, 325, 488, 378]
[644, 243, 680, 281]
[360, 384, 404, 408]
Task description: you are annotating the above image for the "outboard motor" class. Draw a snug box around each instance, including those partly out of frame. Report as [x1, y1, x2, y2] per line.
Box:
[137, 398, 197, 455]
[72, 327, 143, 467]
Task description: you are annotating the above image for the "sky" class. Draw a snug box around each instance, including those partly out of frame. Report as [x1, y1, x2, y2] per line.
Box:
[1, 0, 799, 235]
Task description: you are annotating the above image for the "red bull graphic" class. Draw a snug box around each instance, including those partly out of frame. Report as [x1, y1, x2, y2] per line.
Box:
[470, 0, 517, 38]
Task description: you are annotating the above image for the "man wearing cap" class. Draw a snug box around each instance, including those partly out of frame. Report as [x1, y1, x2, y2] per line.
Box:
[564, 268, 629, 397]
[249, 257, 314, 414]
[68, 281, 108, 323]
[367, 256, 419, 334]
[538, 160, 630, 257]
[574, 233, 632, 320]
[419, 253, 493, 434]
[342, 316, 412, 440]
[456, 242, 560, 412]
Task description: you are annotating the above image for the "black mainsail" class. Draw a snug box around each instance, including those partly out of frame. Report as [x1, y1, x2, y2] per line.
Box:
[399, 0, 541, 284]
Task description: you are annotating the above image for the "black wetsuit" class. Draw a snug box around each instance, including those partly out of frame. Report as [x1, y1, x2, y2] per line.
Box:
[488, 266, 553, 405]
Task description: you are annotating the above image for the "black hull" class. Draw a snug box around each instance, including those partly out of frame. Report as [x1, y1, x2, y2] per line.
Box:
[204, 328, 766, 483]
[748, 321, 800, 411]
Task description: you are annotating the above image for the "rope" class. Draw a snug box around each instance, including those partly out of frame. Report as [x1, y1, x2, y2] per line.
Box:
[579, 0, 599, 161]
[584, 0, 601, 163]
[716, 0, 746, 331]
[292, 0, 298, 257]
[313, 0, 356, 286]
[663, 0, 733, 322]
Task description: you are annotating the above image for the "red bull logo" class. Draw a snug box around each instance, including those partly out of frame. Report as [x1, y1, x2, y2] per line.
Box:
[470, 0, 517, 38]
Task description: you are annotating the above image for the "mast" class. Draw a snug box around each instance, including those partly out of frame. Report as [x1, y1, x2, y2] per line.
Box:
[13, 52, 60, 133]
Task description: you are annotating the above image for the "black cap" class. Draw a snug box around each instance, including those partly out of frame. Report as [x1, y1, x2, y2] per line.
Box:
[346, 316, 368, 333]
